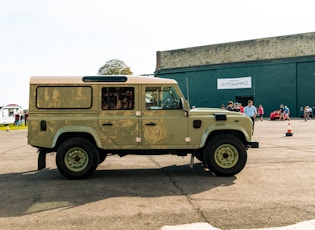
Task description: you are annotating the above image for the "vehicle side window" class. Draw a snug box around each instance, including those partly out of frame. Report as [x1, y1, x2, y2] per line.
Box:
[145, 86, 181, 110]
[102, 87, 134, 110]
[36, 86, 92, 109]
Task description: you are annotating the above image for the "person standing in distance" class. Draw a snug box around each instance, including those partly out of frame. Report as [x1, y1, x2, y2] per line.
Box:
[258, 104, 264, 121]
[244, 100, 257, 134]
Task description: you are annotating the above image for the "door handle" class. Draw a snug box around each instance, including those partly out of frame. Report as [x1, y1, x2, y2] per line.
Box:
[145, 123, 156, 126]
[102, 123, 113, 126]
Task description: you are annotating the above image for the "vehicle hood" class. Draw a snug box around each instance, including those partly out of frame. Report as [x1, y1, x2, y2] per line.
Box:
[189, 108, 244, 116]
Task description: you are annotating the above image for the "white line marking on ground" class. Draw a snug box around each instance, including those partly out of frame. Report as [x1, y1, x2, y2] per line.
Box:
[161, 219, 315, 230]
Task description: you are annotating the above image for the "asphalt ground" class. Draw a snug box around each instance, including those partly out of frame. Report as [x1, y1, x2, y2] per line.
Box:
[0, 118, 314, 230]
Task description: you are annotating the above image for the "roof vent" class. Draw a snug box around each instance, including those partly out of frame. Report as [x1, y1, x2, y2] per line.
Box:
[83, 76, 127, 82]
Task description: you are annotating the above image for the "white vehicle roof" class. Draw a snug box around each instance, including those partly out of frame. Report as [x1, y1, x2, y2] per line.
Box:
[30, 75, 178, 85]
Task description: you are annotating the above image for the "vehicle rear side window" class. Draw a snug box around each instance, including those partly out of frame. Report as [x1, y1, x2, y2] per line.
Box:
[36, 86, 92, 109]
[102, 87, 134, 110]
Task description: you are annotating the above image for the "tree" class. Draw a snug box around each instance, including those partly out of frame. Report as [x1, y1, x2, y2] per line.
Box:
[98, 59, 133, 75]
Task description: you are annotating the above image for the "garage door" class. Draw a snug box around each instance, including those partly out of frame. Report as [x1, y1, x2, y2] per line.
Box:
[297, 62, 315, 109]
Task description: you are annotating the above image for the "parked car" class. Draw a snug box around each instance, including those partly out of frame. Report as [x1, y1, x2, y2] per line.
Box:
[270, 110, 281, 120]
[270, 110, 290, 120]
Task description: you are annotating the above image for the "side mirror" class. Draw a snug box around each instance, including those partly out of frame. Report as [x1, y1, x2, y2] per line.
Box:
[180, 98, 185, 110]
[181, 98, 190, 116]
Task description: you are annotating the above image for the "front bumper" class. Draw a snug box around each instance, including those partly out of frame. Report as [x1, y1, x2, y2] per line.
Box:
[248, 141, 259, 148]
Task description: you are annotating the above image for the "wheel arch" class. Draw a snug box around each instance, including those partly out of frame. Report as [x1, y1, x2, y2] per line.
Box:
[52, 126, 102, 150]
[202, 129, 247, 149]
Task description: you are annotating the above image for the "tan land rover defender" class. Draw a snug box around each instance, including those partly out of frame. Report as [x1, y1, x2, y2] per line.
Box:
[28, 75, 258, 179]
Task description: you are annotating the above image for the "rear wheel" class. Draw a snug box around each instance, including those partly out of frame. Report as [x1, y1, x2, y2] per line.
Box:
[203, 134, 247, 176]
[56, 138, 99, 179]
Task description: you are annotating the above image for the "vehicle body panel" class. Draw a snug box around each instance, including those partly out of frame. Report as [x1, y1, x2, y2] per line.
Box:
[28, 75, 256, 151]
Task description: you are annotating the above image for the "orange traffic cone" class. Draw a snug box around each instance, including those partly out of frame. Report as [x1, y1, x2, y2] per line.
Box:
[285, 122, 293, 136]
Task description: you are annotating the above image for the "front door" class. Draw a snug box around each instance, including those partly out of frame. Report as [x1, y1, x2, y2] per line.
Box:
[141, 85, 189, 148]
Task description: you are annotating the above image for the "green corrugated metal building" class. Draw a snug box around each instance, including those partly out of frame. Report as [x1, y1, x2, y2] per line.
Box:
[155, 32, 315, 117]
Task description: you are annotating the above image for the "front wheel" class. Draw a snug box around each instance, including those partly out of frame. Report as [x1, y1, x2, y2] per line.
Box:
[203, 134, 247, 176]
[56, 138, 99, 179]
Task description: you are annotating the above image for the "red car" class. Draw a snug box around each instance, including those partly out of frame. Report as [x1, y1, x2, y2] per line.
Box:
[270, 110, 289, 120]
[270, 110, 281, 120]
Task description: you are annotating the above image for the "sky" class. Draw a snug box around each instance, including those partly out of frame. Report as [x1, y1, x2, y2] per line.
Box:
[1, 0, 314, 110]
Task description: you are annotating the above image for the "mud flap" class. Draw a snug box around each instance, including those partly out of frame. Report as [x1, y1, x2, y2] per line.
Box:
[190, 154, 194, 169]
[38, 148, 47, 170]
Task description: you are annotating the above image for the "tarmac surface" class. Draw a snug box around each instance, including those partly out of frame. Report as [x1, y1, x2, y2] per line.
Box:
[0, 118, 314, 230]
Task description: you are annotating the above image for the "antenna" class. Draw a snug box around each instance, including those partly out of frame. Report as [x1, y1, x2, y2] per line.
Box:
[186, 77, 190, 103]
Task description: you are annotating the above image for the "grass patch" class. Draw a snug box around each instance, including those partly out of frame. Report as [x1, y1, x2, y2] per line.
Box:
[0, 123, 28, 131]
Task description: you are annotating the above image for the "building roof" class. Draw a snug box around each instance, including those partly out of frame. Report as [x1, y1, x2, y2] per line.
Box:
[156, 32, 315, 70]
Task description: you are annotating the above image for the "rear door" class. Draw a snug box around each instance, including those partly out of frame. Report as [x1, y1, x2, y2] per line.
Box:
[98, 85, 141, 148]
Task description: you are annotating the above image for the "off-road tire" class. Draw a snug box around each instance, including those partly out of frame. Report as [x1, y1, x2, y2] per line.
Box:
[56, 137, 99, 179]
[203, 134, 247, 176]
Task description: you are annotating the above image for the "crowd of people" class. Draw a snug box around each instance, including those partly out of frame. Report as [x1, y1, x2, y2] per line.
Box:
[221, 100, 265, 120]
[275, 104, 313, 121]
[221, 100, 262, 134]
[221, 100, 314, 123]
[219, 100, 306, 134]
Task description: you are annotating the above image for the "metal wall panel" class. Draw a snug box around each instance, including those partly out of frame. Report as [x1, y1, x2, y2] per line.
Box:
[157, 58, 315, 117]
[297, 62, 315, 114]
